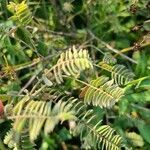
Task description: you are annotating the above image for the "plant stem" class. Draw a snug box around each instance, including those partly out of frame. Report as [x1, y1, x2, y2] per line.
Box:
[126, 76, 150, 86]
[131, 103, 150, 112]
[115, 42, 150, 56]
[88, 30, 138, 64]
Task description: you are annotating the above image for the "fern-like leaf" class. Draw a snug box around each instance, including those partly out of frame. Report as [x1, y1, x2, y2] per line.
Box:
[4, 129, 35, 150]
[6, 89, 123, 149]
[103, 52, 117, 65]
[111, 64, 135, 85]
[44, 46, 93, 84]
[80, 76, 124, 108]
[7, 1, 32, 26]
[83, 124, 122, 150]
[99, 61, 135, 86]
[11, 98, 76, 141]
[4, 129, 17, 149]
[70, 99, 123, 150]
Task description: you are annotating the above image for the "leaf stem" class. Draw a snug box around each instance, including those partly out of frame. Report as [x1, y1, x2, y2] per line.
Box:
[126, 76, 150, 86]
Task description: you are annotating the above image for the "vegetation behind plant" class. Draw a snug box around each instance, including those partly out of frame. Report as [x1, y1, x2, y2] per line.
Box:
[0, 0, 150, 150]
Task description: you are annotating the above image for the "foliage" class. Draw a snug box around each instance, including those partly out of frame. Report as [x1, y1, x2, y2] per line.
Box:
[0, 0, 150, 150]
[80, 76, 124, 108]
[43, 46, 93, 84]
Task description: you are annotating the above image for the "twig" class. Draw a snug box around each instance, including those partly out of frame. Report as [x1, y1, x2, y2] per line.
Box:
[80, 44, 105, 54]
[131, 103, 150, 112]
[18, 61, 43, 95]
[39, 29, 77, 38]
[14, 53, 59, 72]
[115, 42, 150, 56]
[31, 84, 47, 97]
[27, 24, 77, 38]
[18, 74, 37, 95]
[9, 35, 42, 58]
[14, 58, 41, 71]
[88, 30, 150, 70]
[0, 93, 25, 97]
[88, 30, 137, 64]
[29, 78, 43, 95]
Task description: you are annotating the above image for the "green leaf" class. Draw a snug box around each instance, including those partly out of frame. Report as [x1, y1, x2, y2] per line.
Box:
[16, 27, 35, 49]
[118, 99, 129, 115]
[133, 51, 147, 77]
[137, 122, 150, 144]
[58, 127, 72, 141]
[137, 77, 150, 89]
[122, 90, 150, 102]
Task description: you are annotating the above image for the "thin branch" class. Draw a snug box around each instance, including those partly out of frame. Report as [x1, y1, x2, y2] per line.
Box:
[81, 44, 105, 54]
[88, 30, 150, 70]
[13, 52, 60, 72]
[39, 29, 77, 38]
[18, 65, 43, 95]
[131, 103, 150, 112]
[115, 42, 150, 55]
[31, 84, 47, 97]
[0, 93, 25, 97]
[18, 74, 37, 95]
[88, 30, 137, 64]
[29, 78, 43, 95]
